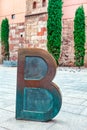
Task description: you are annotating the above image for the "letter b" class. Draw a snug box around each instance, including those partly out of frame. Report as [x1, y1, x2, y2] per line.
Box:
[16, 48, 62, 121]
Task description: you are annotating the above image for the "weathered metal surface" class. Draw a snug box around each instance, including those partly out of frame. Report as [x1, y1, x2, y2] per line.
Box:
[24, 56, 48, 80]
[16, 48, 62, 121]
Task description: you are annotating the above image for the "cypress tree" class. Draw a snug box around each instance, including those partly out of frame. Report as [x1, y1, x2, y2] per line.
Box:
[1, 18, 9, 60]
[74, 6, 85, 66]
[47, 0, 63, 65]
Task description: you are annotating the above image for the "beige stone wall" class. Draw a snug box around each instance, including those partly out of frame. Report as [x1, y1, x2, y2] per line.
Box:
[25, 0, 76, 66]
[8, 1, 87, 67]
[0, 43, 2, 64]
[59, 19, 75, 66]
[25, 13, 75, 66]
[26, 0, 47, 15]
[25, 14, 47, 50]
[84, 17, 87, 67]
[9, 22, 25, 60]
[25, 0, 48, 50]
[0, 0, 87, 66]
[25, 14, 87, 66]
[8, 0, 87, 66]
[61, 17, 87, 67]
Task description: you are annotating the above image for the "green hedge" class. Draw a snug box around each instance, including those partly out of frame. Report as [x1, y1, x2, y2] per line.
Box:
[74, 6, 86, 66]
[1, 18, 9, 60]
[47, 0, 63, 65]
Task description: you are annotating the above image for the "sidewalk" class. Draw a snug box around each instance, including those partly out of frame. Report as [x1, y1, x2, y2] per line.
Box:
[0, 65, 87, 130]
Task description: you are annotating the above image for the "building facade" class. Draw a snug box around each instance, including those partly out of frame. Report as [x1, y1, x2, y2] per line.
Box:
[0, 0, 26, 61]
[0, 0, 87, 66]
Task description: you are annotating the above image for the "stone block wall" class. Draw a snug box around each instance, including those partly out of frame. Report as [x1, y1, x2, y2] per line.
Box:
[9, 22, 25, 60]
[84, 17, 87, 67]
[25, 13, 47, 50]
[0, 44, 2, 64]
[24, 0, 87, 66]
[25, 11, 75, 66]
[26, 0, 47, 15]
[25, 15, 87, 66]
[59, 19, 74, 66]
[5, 0, 87, 66]
[8, 16, 87, 66]
[25, 0, 75, 66]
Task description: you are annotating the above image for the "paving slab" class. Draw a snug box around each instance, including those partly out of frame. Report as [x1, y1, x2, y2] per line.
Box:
[0, 65, 87, 130]
[0, 111, 87, 130]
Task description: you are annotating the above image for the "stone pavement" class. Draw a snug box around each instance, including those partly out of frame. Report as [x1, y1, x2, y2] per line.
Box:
[0, 65, 87, 130]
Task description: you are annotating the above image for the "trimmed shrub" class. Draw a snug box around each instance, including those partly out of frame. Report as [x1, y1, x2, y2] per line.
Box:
[74, 6, 86, 66]
[47, 0, 63, 65]
[1, 18, 9, 60]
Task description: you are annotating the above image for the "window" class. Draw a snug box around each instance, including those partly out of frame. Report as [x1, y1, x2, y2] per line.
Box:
[11, 14, 15, 19]
[42, 0, 46, 7]
[33, 1, 36, 9]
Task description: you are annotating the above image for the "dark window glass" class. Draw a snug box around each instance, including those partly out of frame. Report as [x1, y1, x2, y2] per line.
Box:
[33, 1, 36, 9]
[42, 0, 46, 7]
[11, 14, 15, 19]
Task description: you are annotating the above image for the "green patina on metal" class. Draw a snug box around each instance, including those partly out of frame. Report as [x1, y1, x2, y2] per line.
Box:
[16, 48, 62, 121]
[23, 87, 53, 112]
[24, 56, 48, 80]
